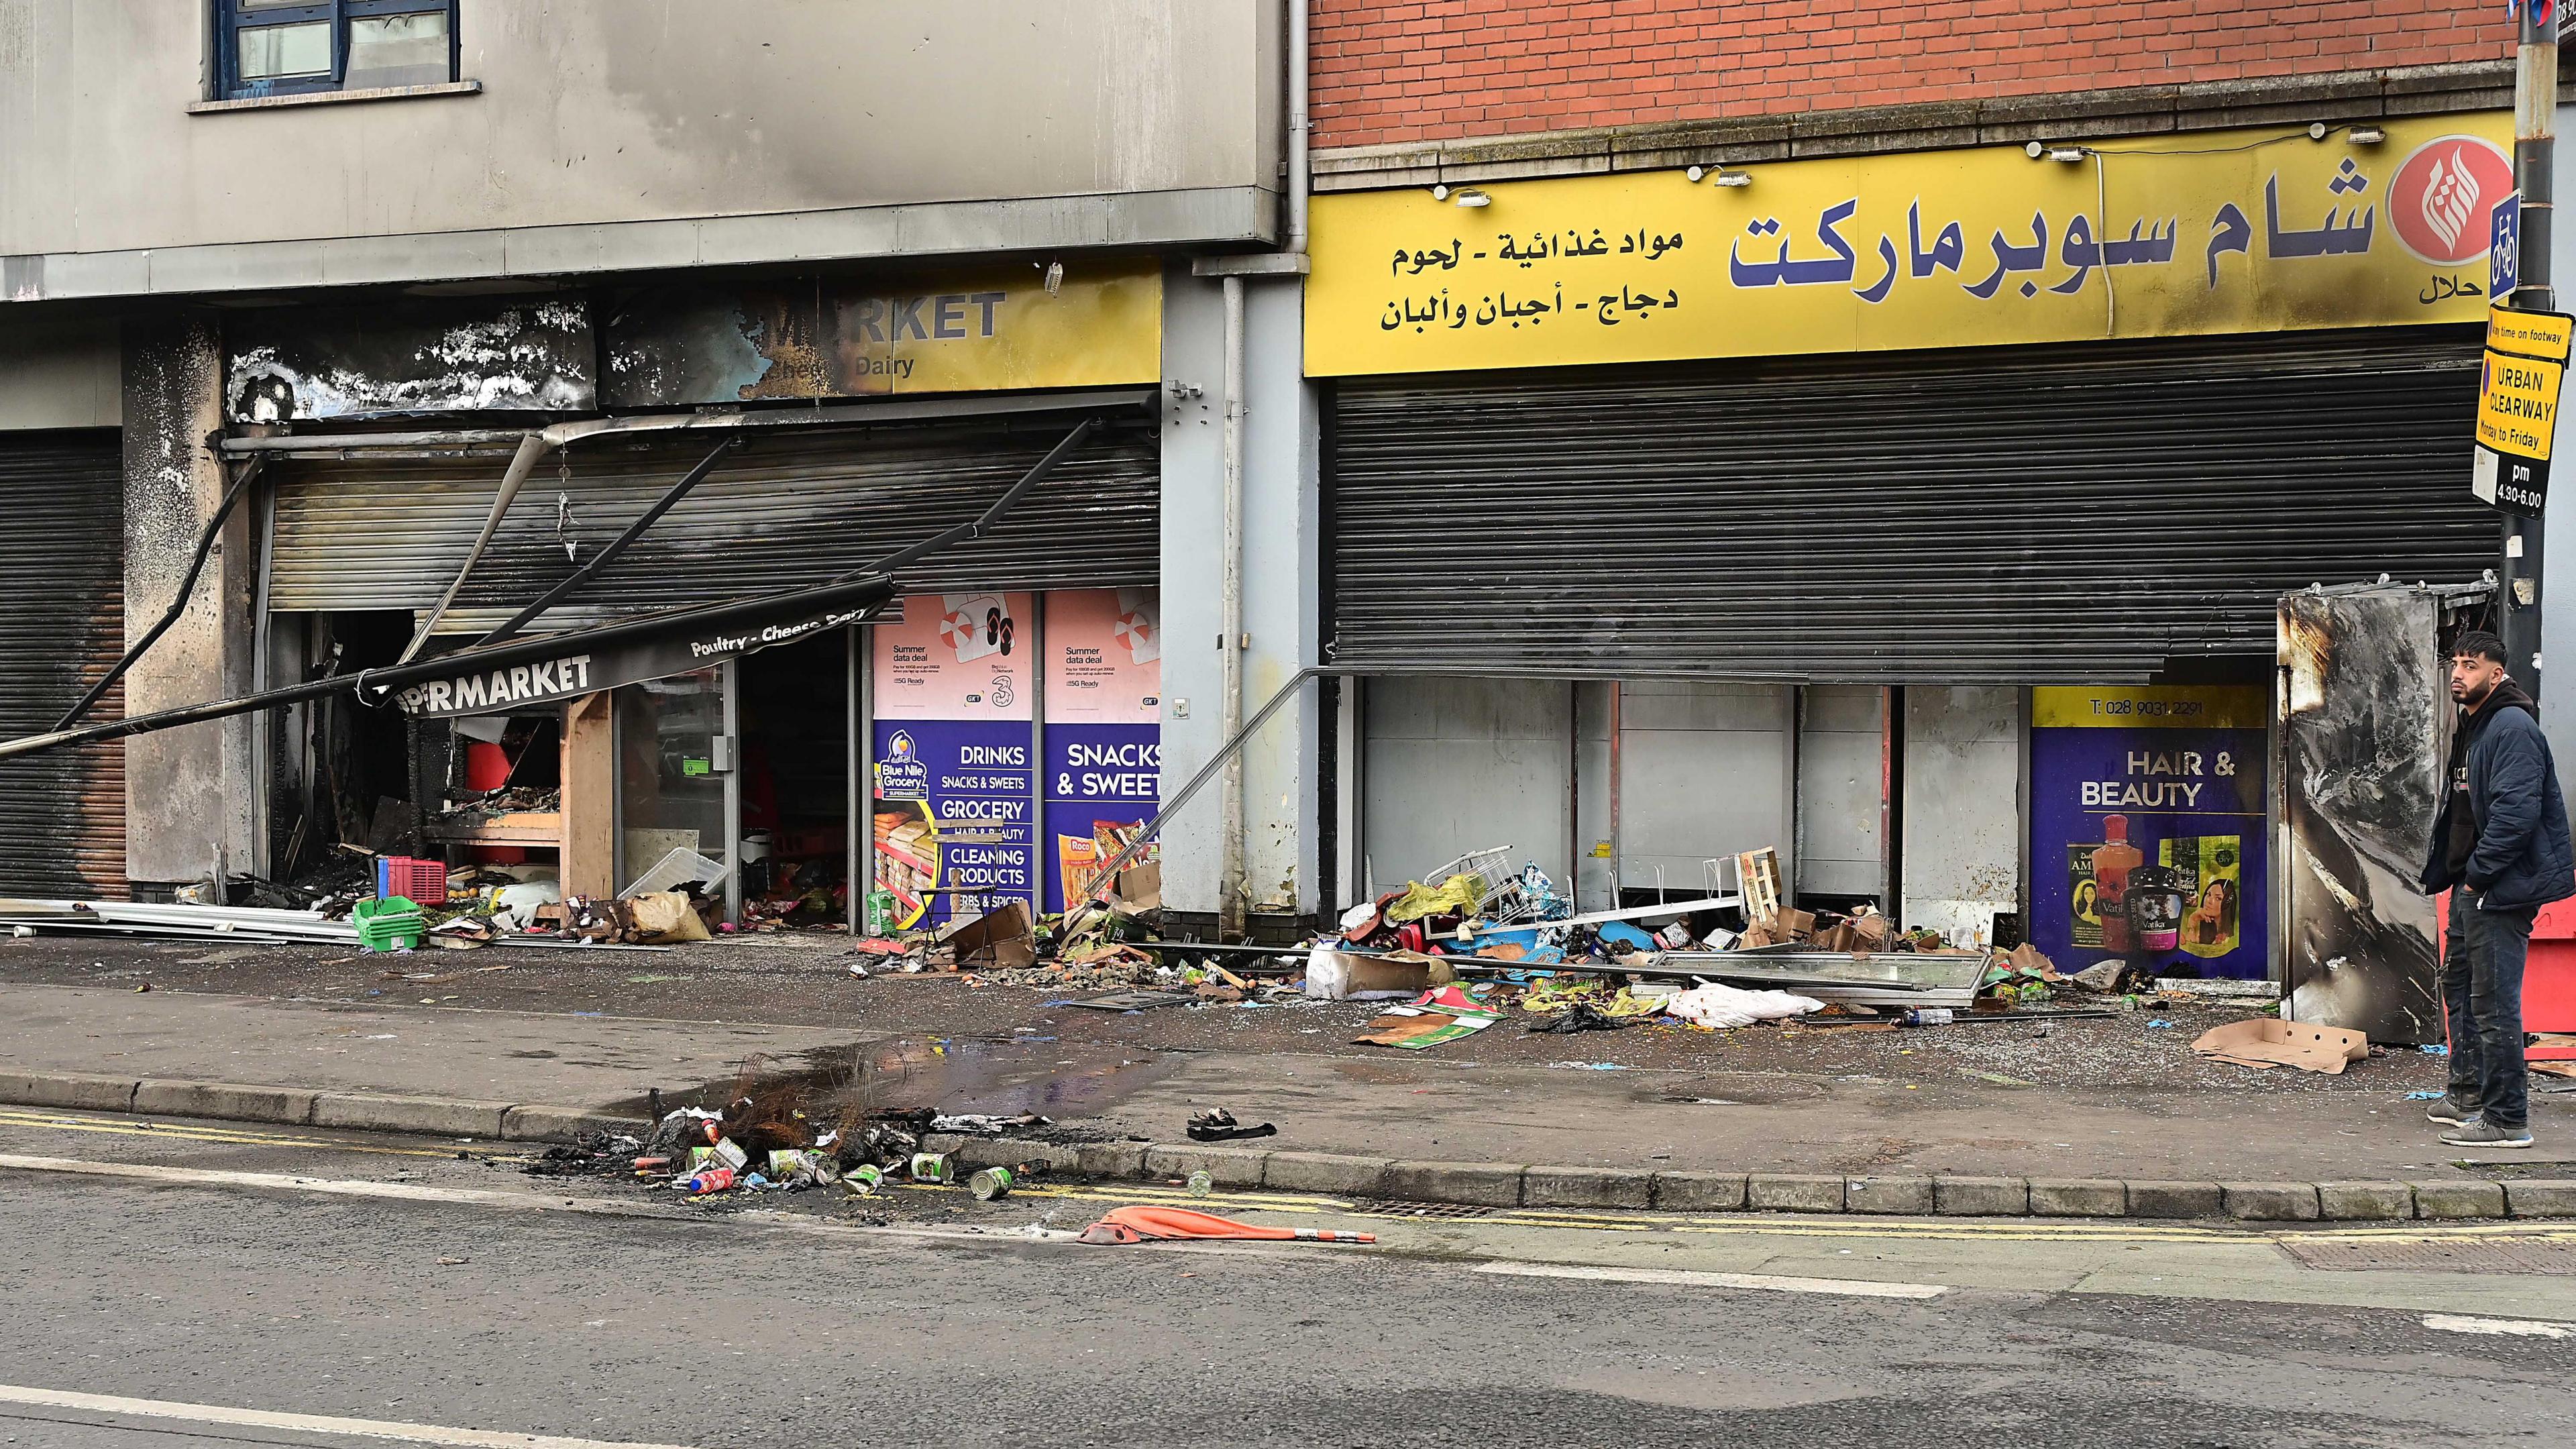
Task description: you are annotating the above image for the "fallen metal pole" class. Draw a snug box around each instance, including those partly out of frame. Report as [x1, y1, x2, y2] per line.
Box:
[834, 415, 1096, 583]
[0, 576, 896, 762]
[398, 431, 549, 663]
[409, 406, 1112, 663]
[1080, 664, 1336, 904]
[0, 405, 1106, 764]
[474, 438, 733, 647]
[55, 456, 265, 731]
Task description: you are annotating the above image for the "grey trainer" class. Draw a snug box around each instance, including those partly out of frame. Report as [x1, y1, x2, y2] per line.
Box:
[2441, 1120, 2535, 1148]
[2426, 1091, 2483, 1126]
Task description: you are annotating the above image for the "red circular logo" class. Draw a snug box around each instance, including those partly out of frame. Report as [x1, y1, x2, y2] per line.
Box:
[2387, 136, 2513, 266]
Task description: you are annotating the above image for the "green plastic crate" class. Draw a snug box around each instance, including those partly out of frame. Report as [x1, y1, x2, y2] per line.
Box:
[355, 895, 426, 953]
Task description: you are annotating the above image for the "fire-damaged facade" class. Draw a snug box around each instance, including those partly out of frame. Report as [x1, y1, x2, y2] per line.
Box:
[0, 1, 1314, 933]
[3, 0, 2575, 1022]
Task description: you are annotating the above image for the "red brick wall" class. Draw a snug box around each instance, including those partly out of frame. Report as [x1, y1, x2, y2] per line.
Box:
[1313, 1, 2512, 148]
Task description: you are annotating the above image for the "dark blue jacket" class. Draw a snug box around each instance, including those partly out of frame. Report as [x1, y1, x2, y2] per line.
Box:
[2420, 696, 2576, 912]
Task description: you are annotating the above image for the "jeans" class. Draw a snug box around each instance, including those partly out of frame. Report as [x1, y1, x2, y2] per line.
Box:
[2443, 887, 2533, 1131]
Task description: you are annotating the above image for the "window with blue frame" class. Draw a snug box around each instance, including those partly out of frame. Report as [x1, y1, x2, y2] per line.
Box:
[217, 0, 458, 99]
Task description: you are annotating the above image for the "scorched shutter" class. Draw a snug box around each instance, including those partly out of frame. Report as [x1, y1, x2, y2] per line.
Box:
[1328, 329, 2494, 684]
[269, 414, 1158, 630]
[0, 430, 125, 896]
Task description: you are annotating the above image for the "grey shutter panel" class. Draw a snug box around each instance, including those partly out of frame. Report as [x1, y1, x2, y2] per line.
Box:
[1328, 329, 2495, 684]
[270, 418, 1159, 629]
[0, 430, 126, 896]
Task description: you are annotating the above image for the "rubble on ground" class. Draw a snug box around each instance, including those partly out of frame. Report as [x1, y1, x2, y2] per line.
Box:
[4, 837, 2339, 1069]
[517, 1079, 1075, 1212]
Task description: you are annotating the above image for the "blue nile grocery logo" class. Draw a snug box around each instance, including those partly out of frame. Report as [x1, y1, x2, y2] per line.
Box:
[878, 730, 928, 800]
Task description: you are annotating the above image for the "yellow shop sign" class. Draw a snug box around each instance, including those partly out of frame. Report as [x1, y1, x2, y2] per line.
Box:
[1307, 115, 2513, 376]
[601, 262, 1161, 406]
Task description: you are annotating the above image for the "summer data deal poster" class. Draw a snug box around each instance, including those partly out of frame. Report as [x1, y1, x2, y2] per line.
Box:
[870, 592, 1035, 929]
[1043, 588, 1163, 911]
[2027, 686, 2269, 980]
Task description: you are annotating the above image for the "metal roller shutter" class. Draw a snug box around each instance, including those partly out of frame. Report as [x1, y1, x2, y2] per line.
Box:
[269, 415, 1159, 630]
[0, 430, 125, 897]
[1328, 329, 2496, 684]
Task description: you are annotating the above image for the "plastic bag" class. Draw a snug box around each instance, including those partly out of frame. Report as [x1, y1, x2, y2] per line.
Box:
[1662, 981, 1824, 1030]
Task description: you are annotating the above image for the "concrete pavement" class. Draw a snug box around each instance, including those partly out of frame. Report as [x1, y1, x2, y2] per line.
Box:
[3, 977, 2573, 1218]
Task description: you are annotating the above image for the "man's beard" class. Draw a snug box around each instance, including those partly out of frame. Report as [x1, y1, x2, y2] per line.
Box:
[2461, 676, 2498, 708]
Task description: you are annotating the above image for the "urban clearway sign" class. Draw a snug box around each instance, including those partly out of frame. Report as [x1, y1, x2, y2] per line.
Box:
[2473, 305, 2573, 517]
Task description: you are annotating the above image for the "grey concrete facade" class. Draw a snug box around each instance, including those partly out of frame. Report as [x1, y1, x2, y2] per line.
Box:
[1158, 267, 1322, 920]
[0, 310, 117, 429]
[1, 0, 1283, 301]
[1360, 677, 1576, 898]
[1901, 686, 2025, 945]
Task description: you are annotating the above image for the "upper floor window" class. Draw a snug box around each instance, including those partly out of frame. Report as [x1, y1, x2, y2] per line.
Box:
[217, 0, 458, 99]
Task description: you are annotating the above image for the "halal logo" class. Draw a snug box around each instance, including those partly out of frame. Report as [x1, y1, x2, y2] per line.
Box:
[2387, 135, 2513, 266]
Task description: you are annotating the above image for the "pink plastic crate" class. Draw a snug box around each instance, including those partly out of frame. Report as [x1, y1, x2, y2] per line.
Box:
[375, 855, 448, 905]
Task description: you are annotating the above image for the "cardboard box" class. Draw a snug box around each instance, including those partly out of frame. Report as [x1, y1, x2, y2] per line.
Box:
[1116, 861, 1163, 911]
[1847, 910, 1890, 951]
[1756, 907, 1817, 941]
[1304, 949, 1439, 1000]
[943, 900, 1037, 971]
[2191, 1018, 2369, 1074]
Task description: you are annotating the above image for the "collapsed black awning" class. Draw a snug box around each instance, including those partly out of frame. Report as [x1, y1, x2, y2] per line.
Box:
[0, 575, 900, 761]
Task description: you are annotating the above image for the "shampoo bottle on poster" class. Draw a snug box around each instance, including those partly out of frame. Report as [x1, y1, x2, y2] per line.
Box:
[2090, 814, 2143, 953]
[2124, 865, 2186, 953]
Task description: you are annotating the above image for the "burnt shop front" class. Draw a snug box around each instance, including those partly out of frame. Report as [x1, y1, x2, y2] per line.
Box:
[241, 261, 1165, 927]
[1305, 115, 2510, 971]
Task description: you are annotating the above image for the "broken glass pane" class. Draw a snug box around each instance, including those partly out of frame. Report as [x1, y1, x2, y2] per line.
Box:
[345, 12, 451, 89]
[237, 21, 331, 79]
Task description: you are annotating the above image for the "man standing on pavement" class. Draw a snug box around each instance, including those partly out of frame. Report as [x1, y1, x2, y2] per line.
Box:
[2419, 629, 2575, 1149]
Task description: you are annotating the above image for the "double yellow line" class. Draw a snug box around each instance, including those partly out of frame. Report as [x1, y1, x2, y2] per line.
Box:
[0, 1108, 494, 1161]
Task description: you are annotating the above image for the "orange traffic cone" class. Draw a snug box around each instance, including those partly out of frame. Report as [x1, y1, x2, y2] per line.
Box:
[1075, 1204, 1375, 1245]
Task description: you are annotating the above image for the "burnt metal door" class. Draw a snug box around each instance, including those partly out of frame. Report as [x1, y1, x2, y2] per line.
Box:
[2279, 582, 2477, 1043]
[0, 429, 127, 897]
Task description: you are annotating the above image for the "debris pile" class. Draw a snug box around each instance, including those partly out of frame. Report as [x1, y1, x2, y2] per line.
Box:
[527, 1089, 1061, 1205]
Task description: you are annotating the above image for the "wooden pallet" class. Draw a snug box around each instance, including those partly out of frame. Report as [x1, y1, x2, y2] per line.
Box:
[1734, 847, 1784, 926]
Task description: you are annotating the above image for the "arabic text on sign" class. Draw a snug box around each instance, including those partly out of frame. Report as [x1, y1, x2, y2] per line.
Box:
[1312, 117, 2513, 376]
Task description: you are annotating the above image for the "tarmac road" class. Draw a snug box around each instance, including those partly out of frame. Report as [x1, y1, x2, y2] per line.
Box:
[0, 1109, 2570, 1447]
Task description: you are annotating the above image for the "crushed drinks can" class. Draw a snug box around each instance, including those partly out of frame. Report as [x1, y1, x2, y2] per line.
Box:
[969, 1166, 1016, 1201]
[842, 1163, 885, 1196]
[908, 1152, 954, 1184]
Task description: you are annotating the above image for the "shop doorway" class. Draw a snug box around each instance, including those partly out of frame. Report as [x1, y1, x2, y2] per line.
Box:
[610, 630, 855, 925]
[614, 667, 727, 894]
[735, 631, 853, 923]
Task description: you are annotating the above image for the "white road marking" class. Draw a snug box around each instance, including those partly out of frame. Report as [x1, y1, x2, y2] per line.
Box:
[1473, 1259, 1947, 1299]
[0, 1381, 698, 1448]
[2422, 1312, 2576, 1339]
